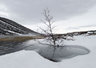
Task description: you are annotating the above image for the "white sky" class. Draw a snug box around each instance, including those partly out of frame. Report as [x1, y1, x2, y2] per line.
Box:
[24, 5, 96, 33]
[0, 0, 96, 34]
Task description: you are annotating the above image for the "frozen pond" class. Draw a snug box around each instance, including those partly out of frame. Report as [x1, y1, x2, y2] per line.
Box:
[0, 35, 95, 68]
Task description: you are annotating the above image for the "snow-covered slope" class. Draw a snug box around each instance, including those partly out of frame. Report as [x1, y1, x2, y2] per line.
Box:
[0, 35, 95, 68]
[0, 17, 40, 35]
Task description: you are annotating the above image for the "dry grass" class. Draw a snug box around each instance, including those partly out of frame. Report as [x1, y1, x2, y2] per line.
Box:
[0, 35, 45, 42]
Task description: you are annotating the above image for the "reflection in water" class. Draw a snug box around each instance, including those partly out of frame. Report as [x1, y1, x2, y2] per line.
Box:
[26, 44, 90, 62]
[38, 45, 90, 62]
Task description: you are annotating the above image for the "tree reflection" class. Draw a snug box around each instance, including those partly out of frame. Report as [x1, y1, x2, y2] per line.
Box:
[37, 45, 90, 62]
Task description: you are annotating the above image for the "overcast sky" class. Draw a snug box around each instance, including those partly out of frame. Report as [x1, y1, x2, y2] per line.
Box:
[0, 1, 96, 68]
[0, 0, 96, 33]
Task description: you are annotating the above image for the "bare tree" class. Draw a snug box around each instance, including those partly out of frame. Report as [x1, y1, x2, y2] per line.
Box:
[39, 8, 65, 46]
[37, 8, 75, 60]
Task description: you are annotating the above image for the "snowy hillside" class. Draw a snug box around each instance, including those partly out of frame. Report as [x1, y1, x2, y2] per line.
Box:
[0, 35, 95, 68]
[0, 17, 40, 36]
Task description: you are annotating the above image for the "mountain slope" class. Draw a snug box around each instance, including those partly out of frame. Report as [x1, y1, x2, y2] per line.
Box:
[0, 17, 40, 35]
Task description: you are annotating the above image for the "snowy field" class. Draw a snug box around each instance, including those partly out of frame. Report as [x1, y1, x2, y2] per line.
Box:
[0, 35, 96, 68]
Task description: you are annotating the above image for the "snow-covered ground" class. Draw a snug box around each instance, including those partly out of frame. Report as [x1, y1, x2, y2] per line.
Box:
[0, 35, 96, 68]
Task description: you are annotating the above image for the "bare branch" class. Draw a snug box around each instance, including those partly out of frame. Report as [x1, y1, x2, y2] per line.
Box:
[39, 8, 66, 46]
